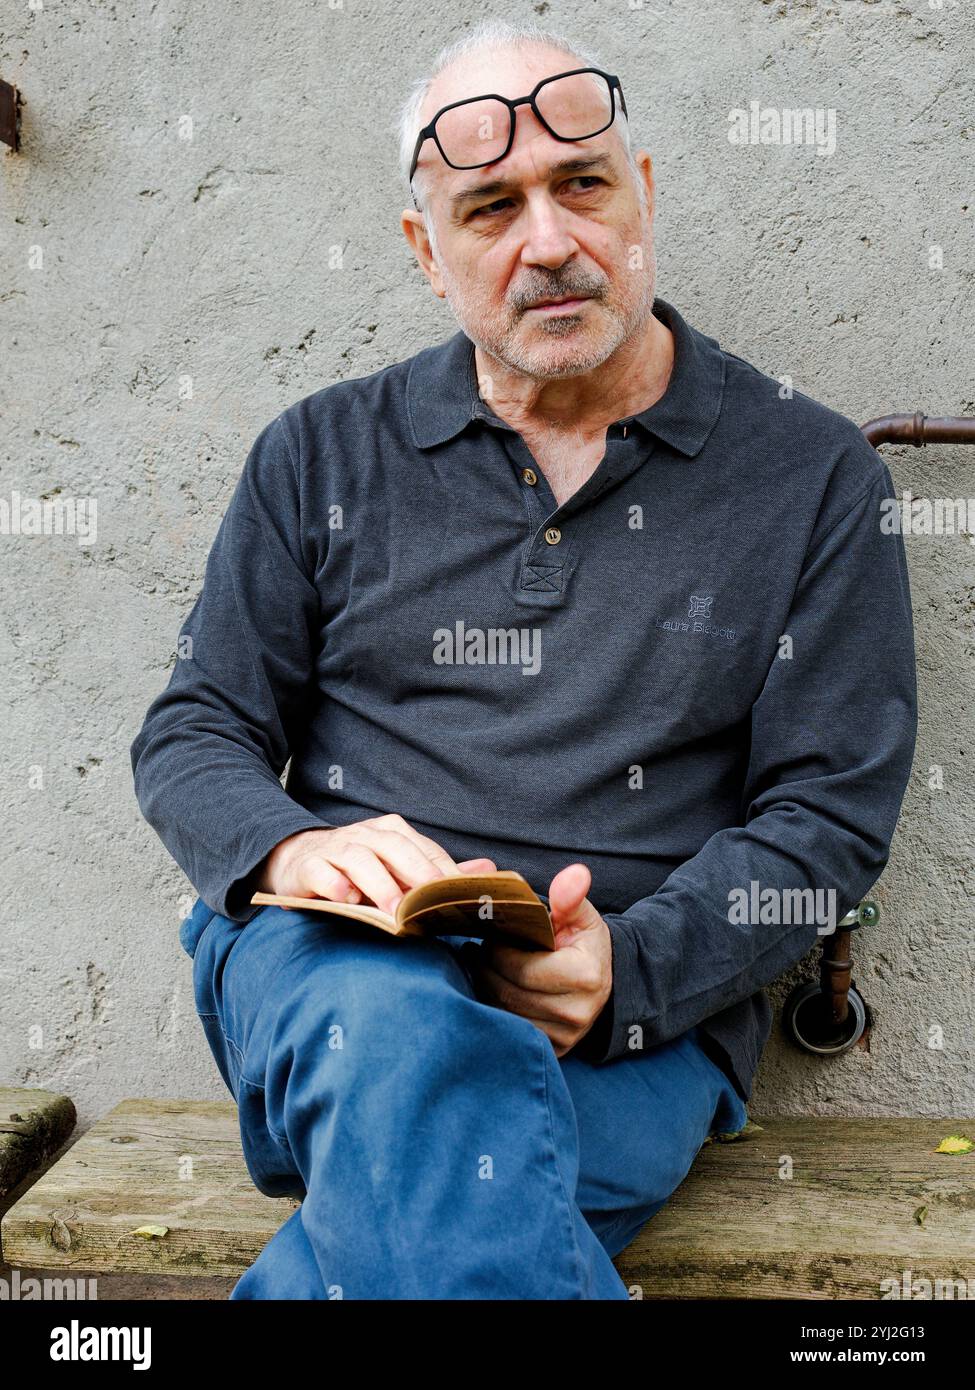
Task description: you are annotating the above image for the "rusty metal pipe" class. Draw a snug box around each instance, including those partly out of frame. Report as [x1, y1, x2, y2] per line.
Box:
[821, 929, 854, 1028]
[861, 413, 975, 448]
[807, 411, 974, 1044]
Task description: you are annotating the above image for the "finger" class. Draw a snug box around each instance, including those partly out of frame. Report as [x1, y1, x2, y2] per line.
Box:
[352, 825, 468, 893]
[305, 845, 405, 916]
[289, 855, 362, 904]
[366, 814, 471, 878]
[481, 938, 579, 995]
[547, 862, 592, 916]
[475, 959, 572, 1025]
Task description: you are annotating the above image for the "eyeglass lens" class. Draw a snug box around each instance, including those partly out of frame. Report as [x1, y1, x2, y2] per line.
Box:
[434, 72, 616, 171]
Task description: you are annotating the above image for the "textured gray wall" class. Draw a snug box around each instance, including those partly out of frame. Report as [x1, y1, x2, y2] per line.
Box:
[1, 0, 972, 1135]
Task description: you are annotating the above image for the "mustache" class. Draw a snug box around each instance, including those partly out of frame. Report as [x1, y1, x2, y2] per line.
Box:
[511, 276, 607, 311]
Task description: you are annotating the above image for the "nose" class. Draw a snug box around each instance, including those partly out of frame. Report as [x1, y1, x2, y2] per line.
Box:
[518, 192, 579, 270]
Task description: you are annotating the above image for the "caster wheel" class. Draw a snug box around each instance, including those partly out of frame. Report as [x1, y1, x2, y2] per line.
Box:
[781, 981, 869, 1055]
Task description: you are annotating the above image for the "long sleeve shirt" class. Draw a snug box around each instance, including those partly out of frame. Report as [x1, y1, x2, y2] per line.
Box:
[130, 296, 918, 1103]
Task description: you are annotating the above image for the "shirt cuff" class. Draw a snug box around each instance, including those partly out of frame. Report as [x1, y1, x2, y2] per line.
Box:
[212, 808, 337, 922]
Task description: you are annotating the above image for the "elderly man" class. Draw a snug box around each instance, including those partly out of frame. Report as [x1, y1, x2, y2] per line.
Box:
[131, 20, 917, 1300]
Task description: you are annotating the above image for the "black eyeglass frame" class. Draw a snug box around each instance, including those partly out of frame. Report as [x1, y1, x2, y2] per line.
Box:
[408, 66, 628, 198]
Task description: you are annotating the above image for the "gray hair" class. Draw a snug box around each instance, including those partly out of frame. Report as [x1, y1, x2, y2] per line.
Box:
[394, 19, 639, 254]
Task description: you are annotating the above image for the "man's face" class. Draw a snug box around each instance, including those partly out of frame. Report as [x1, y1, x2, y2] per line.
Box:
[407, 47, 657, 381]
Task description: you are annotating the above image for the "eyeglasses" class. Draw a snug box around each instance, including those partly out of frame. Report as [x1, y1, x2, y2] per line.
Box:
[408, 67, 628, 192]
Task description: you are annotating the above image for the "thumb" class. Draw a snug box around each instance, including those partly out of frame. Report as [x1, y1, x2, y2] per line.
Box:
[548, 863, 601, 946]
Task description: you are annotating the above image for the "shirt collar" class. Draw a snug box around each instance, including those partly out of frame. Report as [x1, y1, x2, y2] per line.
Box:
[406, 296, 726, 458]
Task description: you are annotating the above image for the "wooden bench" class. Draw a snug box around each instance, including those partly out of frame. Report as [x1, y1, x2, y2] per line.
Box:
[2, 1099, 972, 1298]
[0, 1085, 79, 1290]
[0, 1086, 76, 1201]
[1, 1098, 297, 1279]
[614, 1116, 975, 1298]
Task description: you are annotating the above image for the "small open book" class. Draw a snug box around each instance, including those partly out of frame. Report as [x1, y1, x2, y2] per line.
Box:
[251, 870, 555, 950]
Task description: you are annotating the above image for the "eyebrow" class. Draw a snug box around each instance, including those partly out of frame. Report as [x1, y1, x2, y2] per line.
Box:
[448, 153, 617, 211]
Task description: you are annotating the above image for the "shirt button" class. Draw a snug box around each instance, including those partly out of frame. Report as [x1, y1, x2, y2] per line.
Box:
[521, 467, 537, 485]
[544, 527, 561, 545]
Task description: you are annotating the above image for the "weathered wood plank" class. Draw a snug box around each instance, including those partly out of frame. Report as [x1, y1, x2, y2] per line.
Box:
[613, 1116, 975, 1299]
[1, 1098, 297, 1278]
[0, 1086, 76, 1199]
[5, 1102, 972, 1294]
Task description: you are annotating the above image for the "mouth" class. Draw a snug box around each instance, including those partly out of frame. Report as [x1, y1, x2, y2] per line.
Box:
[525, 295, 592, 316]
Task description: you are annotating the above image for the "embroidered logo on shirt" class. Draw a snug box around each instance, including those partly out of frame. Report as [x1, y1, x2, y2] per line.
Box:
[655, 594, 738, 643]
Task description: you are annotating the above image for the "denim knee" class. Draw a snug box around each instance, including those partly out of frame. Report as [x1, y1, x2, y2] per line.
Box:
[239, 923, 543, 1150]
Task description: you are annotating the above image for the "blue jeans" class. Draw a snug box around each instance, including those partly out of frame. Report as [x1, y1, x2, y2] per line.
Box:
[180, 896, 748, 1300]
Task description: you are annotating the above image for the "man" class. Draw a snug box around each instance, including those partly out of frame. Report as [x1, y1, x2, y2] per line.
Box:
[131, 20, 917, 1300]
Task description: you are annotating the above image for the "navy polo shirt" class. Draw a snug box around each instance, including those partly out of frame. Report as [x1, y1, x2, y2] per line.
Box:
[131, 296, 918, 1102]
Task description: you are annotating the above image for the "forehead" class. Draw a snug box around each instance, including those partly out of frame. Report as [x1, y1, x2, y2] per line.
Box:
[420, 44, 584, 126]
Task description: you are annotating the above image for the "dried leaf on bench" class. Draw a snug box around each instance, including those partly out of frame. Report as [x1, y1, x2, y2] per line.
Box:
[714, 1120, 765, 1143]
[934, 1135, 973, 1155]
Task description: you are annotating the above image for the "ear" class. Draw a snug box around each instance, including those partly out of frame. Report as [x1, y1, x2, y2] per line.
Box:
[401, 208, 446, 299]
[633, 150, 656, 219]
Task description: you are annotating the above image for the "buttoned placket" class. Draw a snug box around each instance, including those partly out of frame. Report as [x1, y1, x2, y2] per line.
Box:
[470, 398, 655, 608]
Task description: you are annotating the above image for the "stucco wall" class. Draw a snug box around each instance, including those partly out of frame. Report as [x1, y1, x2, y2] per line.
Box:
[1, 0, 972, 1134]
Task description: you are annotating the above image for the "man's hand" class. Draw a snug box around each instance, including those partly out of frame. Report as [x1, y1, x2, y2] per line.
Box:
[256, 814, 496, 916]
[467, 863, 612, 1057]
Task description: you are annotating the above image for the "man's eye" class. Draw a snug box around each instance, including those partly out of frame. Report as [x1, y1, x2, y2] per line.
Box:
[471, 199, 513, 219]
[469, 178, 604, 220]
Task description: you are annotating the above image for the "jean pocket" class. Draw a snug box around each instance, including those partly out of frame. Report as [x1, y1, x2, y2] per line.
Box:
[179, 897, 218, 960]
[708, 1075, 749, 1140]
[197, 1012, 243, 1102]
[235, 1076, 305, 1200]
[688, 1027, 749, 1138]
